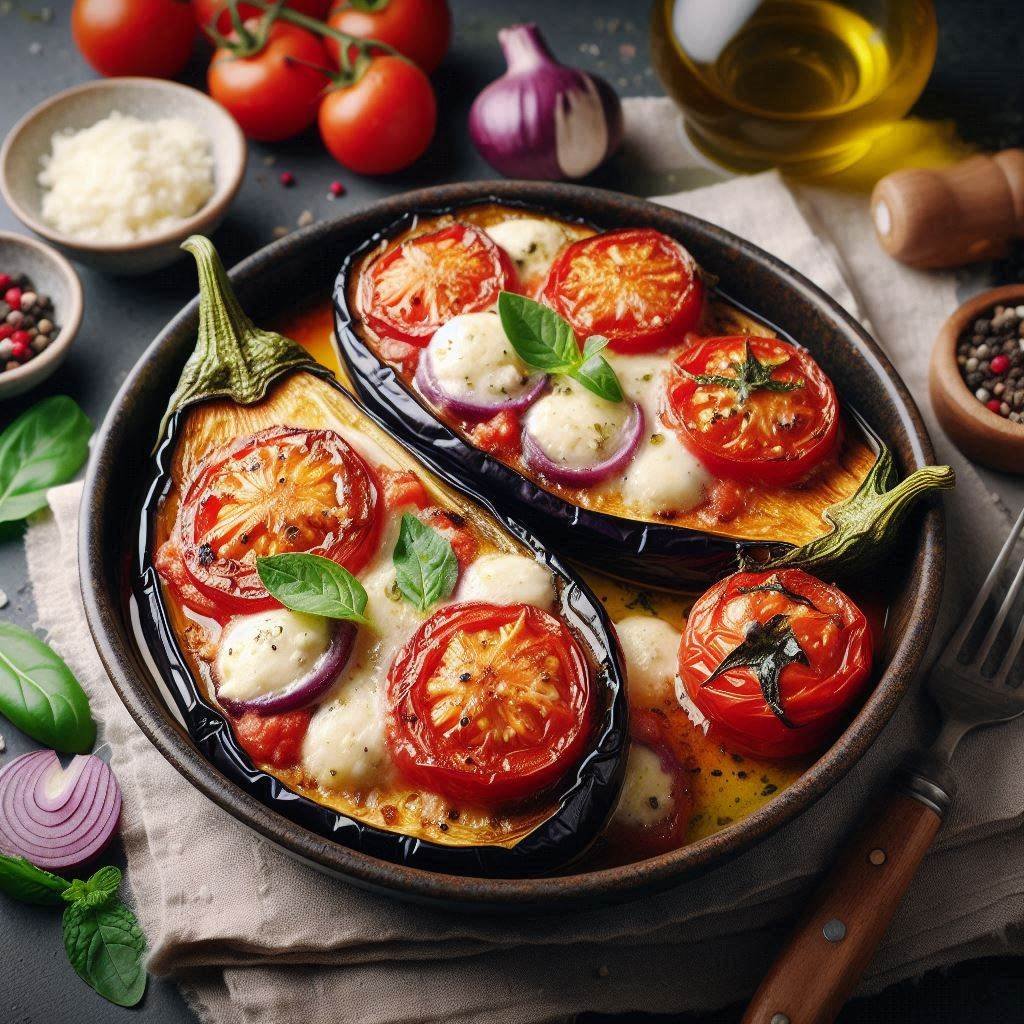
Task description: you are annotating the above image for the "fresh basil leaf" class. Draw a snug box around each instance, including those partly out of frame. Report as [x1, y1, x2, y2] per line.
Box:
[581, 334, 610, 360]
[392, 514, 458, 613]
[498, 291, 580, 372]
[571, 354, 624, 403]
[63, 899, 147, 1008]
[0, 396, 91, 524]
[256, 553, 370, 624]
[63, 866, 122, 910]
[0, 854, 69, 906]
[0, 623, 95, 753]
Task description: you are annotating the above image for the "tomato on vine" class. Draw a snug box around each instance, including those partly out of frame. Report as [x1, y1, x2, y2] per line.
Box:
[326, 0, 451, 73]
[193, 0, 329, 35]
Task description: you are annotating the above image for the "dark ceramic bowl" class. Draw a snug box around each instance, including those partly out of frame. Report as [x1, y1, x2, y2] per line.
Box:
[80, 181, 945, 910]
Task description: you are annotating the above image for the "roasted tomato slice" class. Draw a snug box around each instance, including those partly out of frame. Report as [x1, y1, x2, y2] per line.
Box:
[359, 222, 518, 346]
[234, 709, 312, 769]
[602, 705, 696, 862]
[541, 228, 705, 353]
[386, 602, 592, 806]
[176, 426, 381, 616]
[664, 335, 840, 486]
[678, 569, 872, 759]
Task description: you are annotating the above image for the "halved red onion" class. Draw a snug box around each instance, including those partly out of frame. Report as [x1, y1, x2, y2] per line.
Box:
[415, 347, 548, 422]
[522, 401, 645, 487]
[217, 619, 357, 718]
[0, 751, 122, 872]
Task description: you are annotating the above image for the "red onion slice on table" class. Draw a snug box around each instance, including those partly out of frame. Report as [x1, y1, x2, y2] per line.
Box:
[217, 619, 357, 718]
[0, 750, 122, 872]
[415, 347, 548, 421]
[522, 401, 645, 487]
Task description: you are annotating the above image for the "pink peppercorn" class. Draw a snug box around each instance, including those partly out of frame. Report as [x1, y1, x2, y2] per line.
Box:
[0, 324, 12, 341]
[0, 274, 11, 291]
[989, 354, 1010, 375]
[329, 181, 345, 197]
[280, 171, 296, 187]
[986, 398, 1002, 414]
[10, 330, 31, 346]
[4, 287, 22, 309]
[10, 341, 30, 362]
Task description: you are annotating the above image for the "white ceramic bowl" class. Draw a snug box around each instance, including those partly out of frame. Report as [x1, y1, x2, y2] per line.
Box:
[0, 78, 246, 276]
[0, 232, 83, 400]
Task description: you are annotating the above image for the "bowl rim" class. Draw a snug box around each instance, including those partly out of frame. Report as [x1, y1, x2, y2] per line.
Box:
[0, 77, 247, 255]
[79, 181, 945, 909]
[0, 230, 83, 389]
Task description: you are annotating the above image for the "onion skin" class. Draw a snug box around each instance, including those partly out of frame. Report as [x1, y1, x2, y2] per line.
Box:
[414, 347, 548, 422]
[0, 751, 122, 872]
[469, 23, 623, 181]
[217, 620, 357, 718]
[522, 401, 645, 488]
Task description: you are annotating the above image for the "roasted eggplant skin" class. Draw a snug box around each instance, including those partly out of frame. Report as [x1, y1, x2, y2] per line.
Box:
[334, 207, 795, 590]
[135, 384, 629, 878]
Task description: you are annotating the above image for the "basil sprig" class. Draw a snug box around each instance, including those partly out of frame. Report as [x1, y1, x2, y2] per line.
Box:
[0, 857, 147, 1007]
[0, 395, 92, 523]
[256, 553, 370, 625]
[392, 514, 459, 613]
[0, 622, 96, 754]
[498, 292, 624, 403]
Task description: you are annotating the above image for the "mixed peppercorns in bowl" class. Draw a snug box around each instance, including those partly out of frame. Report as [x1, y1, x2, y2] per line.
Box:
[956, 303, 1024, 423]
[0, 271, 61, 372]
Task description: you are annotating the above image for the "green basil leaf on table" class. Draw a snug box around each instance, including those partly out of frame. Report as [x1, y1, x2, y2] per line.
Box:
[0, 854, 70, 906]
[392, 513, 459, 613]
[570, 354, 624, 403]
[256, 553, 370, 625]
[0, 623, 95, 753]
[62, 899, 147, 1008]
[0, 396, 91, 523]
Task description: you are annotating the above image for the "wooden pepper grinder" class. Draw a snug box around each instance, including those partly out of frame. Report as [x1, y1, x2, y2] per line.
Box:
[871, 148, 1024, 268]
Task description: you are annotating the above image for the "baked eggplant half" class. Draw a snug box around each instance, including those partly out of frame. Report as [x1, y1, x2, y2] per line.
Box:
[135, 237, 628, 877]
[334, 200, 952, 588]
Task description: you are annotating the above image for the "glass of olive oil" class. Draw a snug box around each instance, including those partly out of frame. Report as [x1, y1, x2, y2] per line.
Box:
[651, 0, 937, 176]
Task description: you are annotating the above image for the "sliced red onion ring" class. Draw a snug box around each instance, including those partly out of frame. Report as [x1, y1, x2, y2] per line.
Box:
[415, 347, 548, 422]
[522, 401, 645, 487]
[217, 619, 357, 718]
[0, 750, 122, 872]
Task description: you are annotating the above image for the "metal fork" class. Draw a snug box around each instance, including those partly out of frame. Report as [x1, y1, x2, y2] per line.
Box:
[743, 507, 1024, 1024]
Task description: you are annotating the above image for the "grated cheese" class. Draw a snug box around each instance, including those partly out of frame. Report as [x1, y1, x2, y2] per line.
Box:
[38, 112, 215, 243]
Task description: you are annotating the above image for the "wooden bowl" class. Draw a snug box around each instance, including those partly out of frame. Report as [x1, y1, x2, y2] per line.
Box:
[929, 284, 1024, 475]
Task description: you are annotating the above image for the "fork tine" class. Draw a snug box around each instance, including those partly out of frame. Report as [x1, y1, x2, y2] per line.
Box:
[975, 544, 1024, 669]
[947, 505, 1024, 660]
[994, 608, 1024, 689]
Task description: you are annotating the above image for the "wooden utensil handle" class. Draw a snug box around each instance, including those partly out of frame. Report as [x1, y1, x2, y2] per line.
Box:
[741, 775, 948, 1024]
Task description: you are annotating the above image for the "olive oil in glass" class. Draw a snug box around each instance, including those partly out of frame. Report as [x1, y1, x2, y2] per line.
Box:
[651, 0, 937, 176]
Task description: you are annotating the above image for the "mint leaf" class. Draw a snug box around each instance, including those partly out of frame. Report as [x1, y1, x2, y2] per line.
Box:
[63, 899, 147, 1008]
[0, 622, 96, 754]
[392, 514, 458, 613]
[498, 291, 580, 372]
[0, 854, 69, 906]
[63, 866, 123, 909]
[256, 553, 369, 625]
[0, 396, 91, 523]
[571, 354, 624, 403]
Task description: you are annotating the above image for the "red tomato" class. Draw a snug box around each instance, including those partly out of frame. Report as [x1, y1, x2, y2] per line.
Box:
[192, 0, 329, 34]
[419, 508, 478, 571]
[378, 466, 430, 510]
[664, 335, 840, 486]
[176, 426, 381, 617]
[234, 709, 312, 769]
[359, 223, 516, 345]
[72, 0, 196, 78]
[542, 228, 705, 353]
[326, 0, 451, 73]
[678, 569, 873, 759]
[208, 22, 329, 142]
[387, 602, 593, 805]
[318, 55, 437, 176]
[602, 706, 696, 862]
[153, 539, 223, 620]
[469, 409, 521, 459]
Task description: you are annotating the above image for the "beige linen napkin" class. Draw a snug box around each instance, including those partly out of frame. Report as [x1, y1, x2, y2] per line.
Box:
[28, 109, 1024, 1023]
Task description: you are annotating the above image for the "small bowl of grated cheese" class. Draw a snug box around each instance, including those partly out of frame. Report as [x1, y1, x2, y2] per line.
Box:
[1, 78, 246, 275]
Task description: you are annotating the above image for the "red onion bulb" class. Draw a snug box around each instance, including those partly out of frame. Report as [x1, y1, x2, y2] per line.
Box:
[469, 23, 624, 181]
[0, 750, 122, 872]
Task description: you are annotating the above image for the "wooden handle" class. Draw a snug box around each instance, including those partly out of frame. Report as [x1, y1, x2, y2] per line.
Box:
[871, 148, 1024, 268]
[741, 789, 943, 1024]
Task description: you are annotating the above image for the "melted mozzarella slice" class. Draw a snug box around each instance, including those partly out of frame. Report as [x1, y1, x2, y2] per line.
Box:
[606, 353, 709, 514]
[427, 312, 533, 405]
[217, 610, 331, 702]
[458, 553, 555, 610]
[485, 217, 568, 286]
[613, 744, 674, 829]
[524, 378, 631, 469]
[615, 615, 681, 708]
